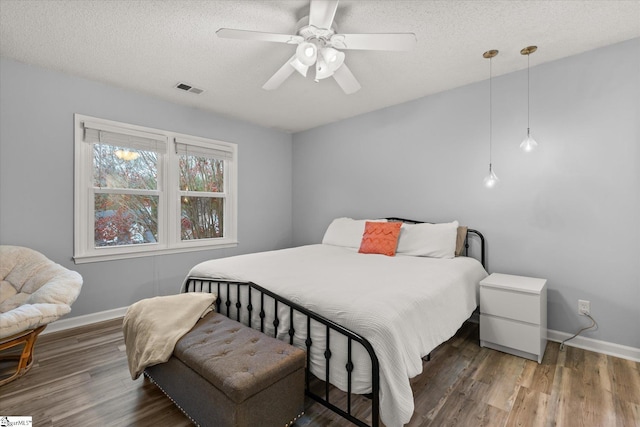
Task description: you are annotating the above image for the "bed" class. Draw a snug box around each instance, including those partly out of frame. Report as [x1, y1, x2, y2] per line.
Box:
[181, 218, 487, 427]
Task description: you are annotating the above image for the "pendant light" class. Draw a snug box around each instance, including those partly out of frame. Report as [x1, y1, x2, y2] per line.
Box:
[483, 49, 499, 188]
[520, 45, 538, 152]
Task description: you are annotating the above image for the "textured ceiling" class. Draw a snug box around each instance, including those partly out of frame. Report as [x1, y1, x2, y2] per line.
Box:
[1, 0, 639, 133]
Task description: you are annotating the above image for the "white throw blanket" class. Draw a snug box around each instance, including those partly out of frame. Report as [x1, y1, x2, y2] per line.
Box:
[123, 292, 216, 380]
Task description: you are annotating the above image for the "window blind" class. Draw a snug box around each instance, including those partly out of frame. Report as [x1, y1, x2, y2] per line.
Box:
[83, 121, 167, 152]
[174, 137, 234, 160]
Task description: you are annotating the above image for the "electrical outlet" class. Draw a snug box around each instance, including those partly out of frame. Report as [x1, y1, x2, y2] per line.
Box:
[578, 299, 590, 315]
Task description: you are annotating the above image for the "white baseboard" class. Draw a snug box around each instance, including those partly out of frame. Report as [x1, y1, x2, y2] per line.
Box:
[42, 308, 640, 363]
[42, 306, 128, 335]
[547, 329, 640, 363]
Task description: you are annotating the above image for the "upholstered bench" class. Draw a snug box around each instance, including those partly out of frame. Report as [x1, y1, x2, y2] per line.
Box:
[144, 311, 305, 427]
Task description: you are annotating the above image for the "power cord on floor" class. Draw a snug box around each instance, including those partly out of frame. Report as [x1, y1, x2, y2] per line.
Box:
[559, 313, 598, 351]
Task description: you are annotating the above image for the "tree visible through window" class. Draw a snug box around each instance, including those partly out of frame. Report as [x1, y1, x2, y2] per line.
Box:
[93, 144, 159, 247]
[179, 153, 224, 240]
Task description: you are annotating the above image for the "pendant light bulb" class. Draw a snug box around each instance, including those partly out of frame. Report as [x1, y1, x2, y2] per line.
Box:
[521, 46, 538, 152]
[520, 128, 538, 152]
[483, 164, 499, 188]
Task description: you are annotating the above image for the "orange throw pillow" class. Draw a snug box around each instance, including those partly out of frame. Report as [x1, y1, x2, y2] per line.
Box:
[358, 221, 402, 256]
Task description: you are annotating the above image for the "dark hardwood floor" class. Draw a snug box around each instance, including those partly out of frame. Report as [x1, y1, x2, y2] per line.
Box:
[1, 319, 638, 427]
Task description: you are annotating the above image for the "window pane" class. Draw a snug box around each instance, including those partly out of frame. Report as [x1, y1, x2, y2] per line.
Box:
[93, 144, 157, 190]
[179, 155, 224, 192]
[95, 194, 158, 247]
[181, 197, 223, 240]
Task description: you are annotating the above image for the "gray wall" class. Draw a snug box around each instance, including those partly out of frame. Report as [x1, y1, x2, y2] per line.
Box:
[2, 39, 638, 349]
[292, 39, 640, 349]
[0, 58, 293, 317]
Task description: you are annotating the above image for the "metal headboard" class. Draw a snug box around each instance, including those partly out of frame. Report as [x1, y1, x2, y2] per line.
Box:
[385, 217, 486, 268]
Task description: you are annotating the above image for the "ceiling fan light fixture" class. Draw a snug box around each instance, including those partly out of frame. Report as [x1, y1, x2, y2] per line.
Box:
[314, 57, 333, 81]
[289, 57, 309, 77]
[217, 0, 417, 94]
[314, 47, 345, 81]
[321, 47, 345, 70]
[295, 41, 318, 66]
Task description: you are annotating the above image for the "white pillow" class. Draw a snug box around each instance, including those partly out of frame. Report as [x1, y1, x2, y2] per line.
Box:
[396, 221, 459, 258]
[322, 217, 386, 249]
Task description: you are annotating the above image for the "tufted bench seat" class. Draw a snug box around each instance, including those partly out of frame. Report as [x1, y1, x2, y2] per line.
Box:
[144, 311, 305, 427]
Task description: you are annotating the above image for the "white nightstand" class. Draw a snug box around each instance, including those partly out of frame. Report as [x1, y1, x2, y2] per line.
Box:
[479, 273, 547, 363]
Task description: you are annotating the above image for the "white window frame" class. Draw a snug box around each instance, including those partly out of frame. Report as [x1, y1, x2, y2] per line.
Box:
[74, 114, 238, 263]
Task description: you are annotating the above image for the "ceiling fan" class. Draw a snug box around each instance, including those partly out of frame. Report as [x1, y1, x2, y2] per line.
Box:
[216, 0, 417, 94]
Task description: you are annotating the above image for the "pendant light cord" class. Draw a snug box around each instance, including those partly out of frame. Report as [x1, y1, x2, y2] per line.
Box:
[489, 56, 493, 167]
[527, 53, 530, 131]
[482, 49, 498, 179]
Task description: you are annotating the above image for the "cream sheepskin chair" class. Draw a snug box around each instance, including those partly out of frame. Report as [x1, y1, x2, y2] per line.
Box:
[0, 245, 83, 386]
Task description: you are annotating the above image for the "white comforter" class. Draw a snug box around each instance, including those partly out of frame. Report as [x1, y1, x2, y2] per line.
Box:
[184, 244, 487, 427]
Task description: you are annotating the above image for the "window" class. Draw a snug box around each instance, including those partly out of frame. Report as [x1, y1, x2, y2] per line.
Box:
[74, 114, 237, 263]
[175, 138, 230, 241]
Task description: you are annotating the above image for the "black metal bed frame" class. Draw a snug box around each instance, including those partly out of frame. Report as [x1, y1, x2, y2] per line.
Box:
[182, 218, 485, 427]
[385, 217, 485, 267]
[183, 278, 379, 427]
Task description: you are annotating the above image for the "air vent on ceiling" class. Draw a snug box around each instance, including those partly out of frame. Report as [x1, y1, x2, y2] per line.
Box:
[175, 82, 205, 95]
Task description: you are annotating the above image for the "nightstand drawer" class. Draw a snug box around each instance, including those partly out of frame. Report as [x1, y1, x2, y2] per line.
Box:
[480, 314, 540, 355]
[480, 286, 540, 324]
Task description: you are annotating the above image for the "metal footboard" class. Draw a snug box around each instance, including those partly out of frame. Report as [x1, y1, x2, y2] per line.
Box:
[183, 278, 380, 427]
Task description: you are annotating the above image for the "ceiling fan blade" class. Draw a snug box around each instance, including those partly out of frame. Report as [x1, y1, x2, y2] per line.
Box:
[217, 28, 303, 44]
[331, 33, 417, 51]
[332, 63, 361, 94]
[309, 0, 339, 29]
[262, 55, 297, 90]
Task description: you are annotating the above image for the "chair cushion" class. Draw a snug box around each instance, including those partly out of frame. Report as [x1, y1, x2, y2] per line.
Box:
[0, 281, 18, 304]
[0, 246, 83, 338]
